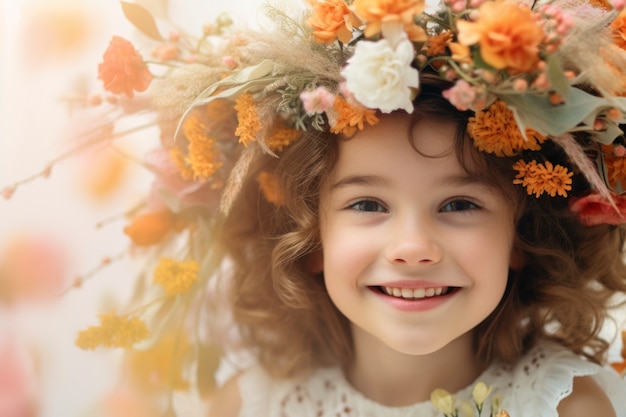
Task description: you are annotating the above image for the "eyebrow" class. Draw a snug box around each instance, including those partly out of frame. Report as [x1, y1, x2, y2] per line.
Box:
[329, 174, 388, 191]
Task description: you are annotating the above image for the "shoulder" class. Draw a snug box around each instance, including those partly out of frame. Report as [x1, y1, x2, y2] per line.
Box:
[557, 376, 617, 417]
[208, 373, 243, 417]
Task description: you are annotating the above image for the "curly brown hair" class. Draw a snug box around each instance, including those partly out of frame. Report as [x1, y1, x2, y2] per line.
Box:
[219, 77, 626, 378]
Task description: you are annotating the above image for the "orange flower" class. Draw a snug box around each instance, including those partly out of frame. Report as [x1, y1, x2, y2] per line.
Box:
[426, 31, 454, 57]
[257, 171, 284, 206]
[234, 94, 263, 145]
[513, 160, 573, 197]
[611, 9, 626, 50]
[124, 211, 175, 246]
[330, 96, 379, 137]
[266, 119, 302, 152]
[468, 100, 546, 156]
[184, 115, 223, 179]
[602, 144, 626, 189]
[456, 0, 544, 73]
[98, 36, 152, 97]
[352, 0, 426, 39]
[308, 0, 361, 45]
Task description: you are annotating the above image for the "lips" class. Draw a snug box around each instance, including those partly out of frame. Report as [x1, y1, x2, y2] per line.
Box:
[379, 286, 450, 300]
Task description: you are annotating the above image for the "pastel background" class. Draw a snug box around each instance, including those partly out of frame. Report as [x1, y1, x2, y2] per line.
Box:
[0, 1, 625, 417]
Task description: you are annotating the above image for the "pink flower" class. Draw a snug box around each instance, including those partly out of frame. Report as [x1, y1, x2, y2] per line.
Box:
[569, 192, 626, 226]
[442, 80, 477, 111]
[300, 87, 336, 115]
[0, 337, 38, 417]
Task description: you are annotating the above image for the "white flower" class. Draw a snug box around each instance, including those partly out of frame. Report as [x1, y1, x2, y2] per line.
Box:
[341, 34, 418, 113]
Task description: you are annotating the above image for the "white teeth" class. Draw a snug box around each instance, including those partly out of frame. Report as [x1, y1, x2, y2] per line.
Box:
[382, 286, 448, 300]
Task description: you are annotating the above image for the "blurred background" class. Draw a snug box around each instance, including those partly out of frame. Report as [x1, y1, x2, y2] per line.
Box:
[0, 1, 269, 416]
[0, 1, 625, 417]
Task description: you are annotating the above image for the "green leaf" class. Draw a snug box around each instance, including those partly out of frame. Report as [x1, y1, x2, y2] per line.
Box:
[499, 88, 626, 144]
[120, 1, 164, 41]
[546, 53, 571, 97]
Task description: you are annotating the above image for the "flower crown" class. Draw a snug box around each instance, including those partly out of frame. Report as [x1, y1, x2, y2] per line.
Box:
[4, 0, 626, 405]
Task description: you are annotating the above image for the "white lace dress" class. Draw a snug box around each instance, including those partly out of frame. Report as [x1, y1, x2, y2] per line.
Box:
[237, 342, 626, 417]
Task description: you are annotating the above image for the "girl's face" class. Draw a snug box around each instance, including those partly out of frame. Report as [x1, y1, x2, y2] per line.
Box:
[319, 112, 516, 356]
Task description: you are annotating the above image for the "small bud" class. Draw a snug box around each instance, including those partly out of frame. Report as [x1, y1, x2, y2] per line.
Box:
[2, 186, 15, 200]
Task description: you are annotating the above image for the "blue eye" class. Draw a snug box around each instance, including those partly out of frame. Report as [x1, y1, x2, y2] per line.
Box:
[349, 199, 387, 213]
[440, 199, 480, 212]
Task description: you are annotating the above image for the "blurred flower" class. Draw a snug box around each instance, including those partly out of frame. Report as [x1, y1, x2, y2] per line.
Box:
[153, 258, 200, 296]
[0, 235, 68, 305]
[76, 314, 149, 349]
[0, 336, 39, 417]
[98, 36, 153, 98]
[77, 147, 131, 200]
[569, 192, 626, 226]
[352, 0, 425, 39]
[124, 211, 176, 247]
[430, 388, 456, 415]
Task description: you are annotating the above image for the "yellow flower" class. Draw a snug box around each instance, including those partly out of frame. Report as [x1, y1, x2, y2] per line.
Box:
[234, 93, 263, 146]
[513, 159, 573, 198]
[472, 382, 493, 409]
[456, 0, 544, 73]
[266, 119, 302, 152]
[459, 400, 475, 417]
[430, 388, 456, 415]
[153, 258, 200, 296]
[468, 100, 546, 156]
[170, 147, 194, 181]
[330, 95, 379, 137]
[183, 115, 223, 180]
[76, 313, 149, 350]
[257, 171, 284, 206]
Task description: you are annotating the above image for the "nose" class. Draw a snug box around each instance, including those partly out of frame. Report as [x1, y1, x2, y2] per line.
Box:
[385, 217, 442, 266]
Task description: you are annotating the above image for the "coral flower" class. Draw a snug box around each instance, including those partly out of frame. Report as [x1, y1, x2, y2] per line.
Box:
[308, 0, 361, 45]
[352, 0, 425, 39]
[98, 36, 152, 97]
[456, 0, 544, 73]
[569, 192, 626, 226]
[468, 100, 546, 156]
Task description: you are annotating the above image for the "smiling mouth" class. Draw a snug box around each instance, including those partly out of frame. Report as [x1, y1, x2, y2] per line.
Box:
[376, 286, 455, 300]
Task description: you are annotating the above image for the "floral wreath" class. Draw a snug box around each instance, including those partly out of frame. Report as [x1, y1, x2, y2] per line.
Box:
[3, 0, 626, 412]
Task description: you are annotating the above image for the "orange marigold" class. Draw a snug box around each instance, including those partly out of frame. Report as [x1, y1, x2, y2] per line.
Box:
[612, 9, 626, 50]
[426, 31, 454, 57]
[124, 211, 175, 247]
[266, 120, 303, 152]
[469, 100, 546, 156]
[602, 144, 626, 189]
[308, 0, 361, 45]
[234, 94, 263, 146]
[353, 0, 426, 39]
[184, 115, 223, 179]
[257, 171, 284, 206]
[98, 36, 152, 97]
[513, 160, 573, 197]
[331, 96, 379, 137]
[456, 1, 544, 73]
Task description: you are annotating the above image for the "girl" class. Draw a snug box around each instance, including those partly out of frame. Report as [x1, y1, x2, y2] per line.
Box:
[68, 0, 626, 415]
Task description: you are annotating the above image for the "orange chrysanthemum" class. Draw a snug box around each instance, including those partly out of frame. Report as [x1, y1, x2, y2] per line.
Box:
[308, 0, 360, 45]
[468, 100, 546, 156]
[331, 96, 379, 137]
[98, 36, 152, 97]
[183, 115, 223, 180]
[612, 9, 626, 50]
[352, 0, 426, 40]
[124, 211, 175, 247]
[602, 144, 626, 189]
[257, 171, 284, 206]
[234, 94, 263, 146]
[266, 120, 302, 152]
[426, 31, 454, 57]
[513, 160, 573, 197]
[456, 1, 544, 73]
